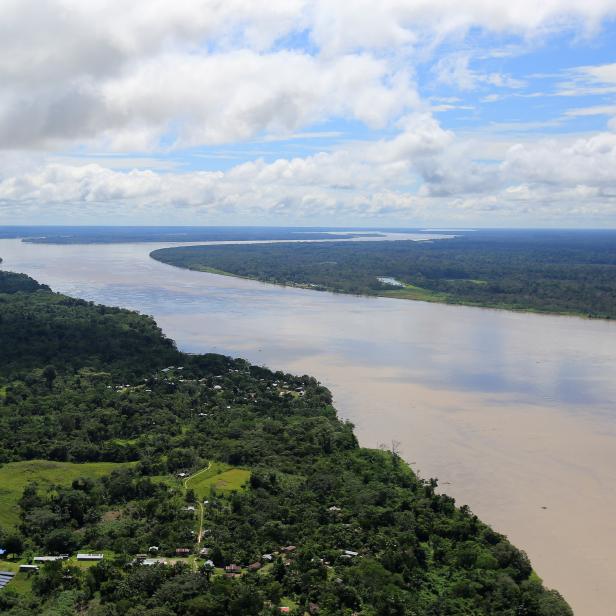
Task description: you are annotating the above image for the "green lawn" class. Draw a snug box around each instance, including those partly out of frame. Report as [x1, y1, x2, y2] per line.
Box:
[2, 572, 32, 595]
[380, 282, 448, 303]
[185, 463, 250, 499]
[0, 460, 133, 528]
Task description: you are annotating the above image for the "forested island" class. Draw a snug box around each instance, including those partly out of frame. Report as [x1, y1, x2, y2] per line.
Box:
[152, 229, 616, 319]
[0, 267, 572, 615]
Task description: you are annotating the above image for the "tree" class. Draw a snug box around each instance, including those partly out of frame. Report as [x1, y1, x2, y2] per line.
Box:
[43, 365, 57, 390]
[3, 533, 24, 557]
[45, 528, 79, 554]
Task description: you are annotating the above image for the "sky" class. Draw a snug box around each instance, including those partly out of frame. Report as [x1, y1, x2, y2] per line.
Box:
[1, 1, 616, 228]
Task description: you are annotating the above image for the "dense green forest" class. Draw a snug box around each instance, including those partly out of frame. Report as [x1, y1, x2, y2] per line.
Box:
[152, 230, 616, 318]
[0, 267, 572, 615]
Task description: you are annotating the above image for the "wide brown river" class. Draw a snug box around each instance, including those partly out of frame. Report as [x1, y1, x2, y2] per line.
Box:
[2, 238, 616, 615]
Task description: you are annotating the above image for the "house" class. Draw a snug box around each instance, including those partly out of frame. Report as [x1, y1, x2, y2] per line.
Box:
[19, 564, 39, 573]
[343, 550, 358, 557]
[183, 505, 195, 512]
[176, 548, 191, 556]
[224, 564, 241, 573]
[33, 555, 68, 563]
[135, 554, 148, 561]
[247, 562, 262, 571]
[148, 546, 159, 553]
[142, 558, 168, 566]
[262, 553, 273, 561]
[77, 553, 104, 561]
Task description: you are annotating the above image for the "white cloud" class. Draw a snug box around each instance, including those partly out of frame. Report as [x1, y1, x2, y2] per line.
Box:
[557, 62, 616, 96]
[432, 54, 526, 91]
[2, 1, 616, 151]
[310, 0, 616, 56]
[2, 114, 616, 225]
[564, 105, 616, 117]
[0, 49, 417, 151]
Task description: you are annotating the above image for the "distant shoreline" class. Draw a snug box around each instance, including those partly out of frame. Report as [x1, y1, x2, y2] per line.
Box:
[150, 256, 606, 321]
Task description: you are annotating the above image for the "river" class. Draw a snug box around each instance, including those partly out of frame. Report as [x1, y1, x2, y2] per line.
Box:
[1, 237, 615, 615]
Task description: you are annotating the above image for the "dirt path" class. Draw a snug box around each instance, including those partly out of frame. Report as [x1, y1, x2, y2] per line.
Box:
[182, 462, 211, 546]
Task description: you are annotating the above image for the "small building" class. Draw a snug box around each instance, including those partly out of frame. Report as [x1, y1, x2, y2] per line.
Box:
[247, 562, 262, 571]
[343, 550, 358, 557]
[142, 558, 168, 566]
[328, 505, 341, 512]
[183, 505, 196, 512]
[148, 546, 159, 553]
[19, 564, 39, 572]
[262, 553, 273, 561]
[135, 554, 148, 561]
[279, 608, 290, 613]
[203, 559, 215, 568]
[199, 547, 210, 557]
[224, 564, 241, 573]
[280, 545, 296, 553]
[176, 548, 191, 556]
[77, 553, 104, 561]
[33, 555, 68, 563]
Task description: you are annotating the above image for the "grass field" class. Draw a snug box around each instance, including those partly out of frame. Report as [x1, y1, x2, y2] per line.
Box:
[185, 462, 250, 499]
[1, 571, 32, 595]
[380, 282, 449, 303]
[0, 460, 133, 528]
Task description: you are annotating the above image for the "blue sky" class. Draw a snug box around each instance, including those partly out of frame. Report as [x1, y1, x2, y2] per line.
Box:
[54, 20, 616, 170]
[1, 1, 616, 227]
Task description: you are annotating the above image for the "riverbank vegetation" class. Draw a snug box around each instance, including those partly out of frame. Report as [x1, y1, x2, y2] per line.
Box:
[152, 229, 616, 318]
[0, 268, 572, 614]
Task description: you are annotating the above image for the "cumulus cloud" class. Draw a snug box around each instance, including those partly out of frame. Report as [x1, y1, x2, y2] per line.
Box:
[2, 0, 616, 150]
[2, 114, 616, 225]
[0, 49, 417, 150]
[310, 1, 616, 56]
